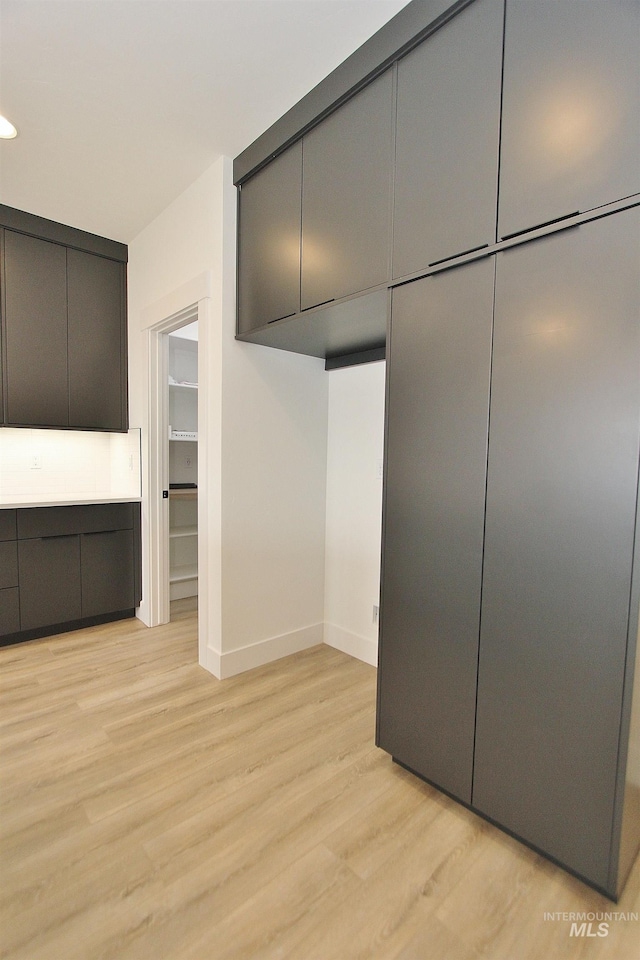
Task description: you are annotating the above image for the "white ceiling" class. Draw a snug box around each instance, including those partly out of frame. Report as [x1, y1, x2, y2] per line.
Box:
[0, 0, 409, 243]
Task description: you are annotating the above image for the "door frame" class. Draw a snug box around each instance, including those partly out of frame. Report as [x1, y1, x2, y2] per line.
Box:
[148, 303, 200, 627]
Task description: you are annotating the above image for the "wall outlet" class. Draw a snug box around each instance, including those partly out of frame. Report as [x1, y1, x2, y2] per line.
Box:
[373, 604, 379, 624]
[185, 456, 192, 468]
[31, 455, 42, 470]
[376, 459, 384, 481]
[128, 454, 134, 471]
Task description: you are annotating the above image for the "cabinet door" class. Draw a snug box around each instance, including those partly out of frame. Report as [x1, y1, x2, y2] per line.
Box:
[393, 0, 503, 277]
[3, 231, 69, 427]
[80, 529, 135, 617]
[18, 535, 81, 630]
[377, 257, 494, 803]
[0, 588, 20, 636]
[0, 510, 16, 542]
[301, 70, 393, 310]
[498, 0, 640, 240]
[473, 208, 640, 892]
[237, 141, 302, 333]
[67, 249, 126, 430]
[0, 541, 18, 589]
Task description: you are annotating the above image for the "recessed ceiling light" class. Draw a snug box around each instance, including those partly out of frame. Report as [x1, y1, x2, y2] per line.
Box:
[0, 115, 18, 139]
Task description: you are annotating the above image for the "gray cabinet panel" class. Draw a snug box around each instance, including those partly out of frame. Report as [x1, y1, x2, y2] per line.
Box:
[393, 0, 503, 277]
[81, 529, 135, 617]
[0, 510, 16, 542]
[3, 231, 69, 427]
[498, 0, 640, 240]
[301, 70, 393, 310]
[67, 249, 125, 430]
[473, 208, 640, 890]
[0, 588, 20, 636]
[377, 257, 495, 803]
[18, 535, 81, 630]
[237, 142, 302, 333]
[0, 541, 18, 589]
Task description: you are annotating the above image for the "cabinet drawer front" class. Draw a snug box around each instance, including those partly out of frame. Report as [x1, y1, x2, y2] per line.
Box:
[17, 503, 134, 539]
[0, 510, 17, 542]
[0, 541, 18, 589]
[0, 587, 20, 637]
[18, 536, 81, 631]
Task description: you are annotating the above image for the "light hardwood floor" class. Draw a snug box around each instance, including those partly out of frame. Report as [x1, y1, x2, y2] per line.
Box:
[1, 613, 638, 960]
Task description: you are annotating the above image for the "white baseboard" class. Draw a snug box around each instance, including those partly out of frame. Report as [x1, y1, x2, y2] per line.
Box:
[170, 579, 198, 601]
[204, 622, 324, 680]
[324, 622, 378, 667]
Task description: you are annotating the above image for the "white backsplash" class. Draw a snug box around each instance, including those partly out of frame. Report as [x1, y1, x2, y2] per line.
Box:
[0, 428, 141, 506]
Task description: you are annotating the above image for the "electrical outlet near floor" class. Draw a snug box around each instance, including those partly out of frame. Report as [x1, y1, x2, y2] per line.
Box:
[373, 604, 379, 624]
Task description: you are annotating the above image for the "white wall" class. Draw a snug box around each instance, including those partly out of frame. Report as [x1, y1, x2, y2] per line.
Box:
[0, 427, 141, 507]
[127, 155, 328, 678]
[324, 361, 386, 666]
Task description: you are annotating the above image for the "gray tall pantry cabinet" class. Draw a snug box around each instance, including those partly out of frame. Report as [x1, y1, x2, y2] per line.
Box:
[232, 0, 640, 898]
[377, 0, 640, 900]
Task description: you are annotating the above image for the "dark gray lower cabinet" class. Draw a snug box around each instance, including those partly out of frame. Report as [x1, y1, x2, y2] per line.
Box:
[18, 535, 82, 631]
[377, 257, 495, 803]
[377, 206, 640, 898]
[81, 529, 135, 618]
[473, 207, 640, 894]
[0, 502, 141, 643]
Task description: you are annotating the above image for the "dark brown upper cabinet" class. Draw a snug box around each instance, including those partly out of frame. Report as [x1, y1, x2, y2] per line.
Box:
[3, 230, 69, 427]
[1, 206, 128, 432]
[392, 0, 504, 278]
[498, 0, 640, 240]
[301, 69, 394, 311]
[67, 248, 126, 430]
[237, 142, 302, 335]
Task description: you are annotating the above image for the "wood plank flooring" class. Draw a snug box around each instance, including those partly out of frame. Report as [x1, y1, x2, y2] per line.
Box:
[1, 612, 639, 960]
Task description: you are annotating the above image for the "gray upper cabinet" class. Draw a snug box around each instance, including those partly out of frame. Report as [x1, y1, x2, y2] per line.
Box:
[473, 207, 640, 893]
[3, 231, 69, 427]
[498, 0, 640, 239]
[237, 141, 302, 333]
[0, 205, 128, 432]
[392, 0, 504, 277]
[67, 249, 126, 430]
[377, 256, 495, 803]
[301, 70, 394, 311]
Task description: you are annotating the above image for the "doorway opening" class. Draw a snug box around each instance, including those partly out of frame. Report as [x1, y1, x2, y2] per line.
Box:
[168, 320, 198, 621]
